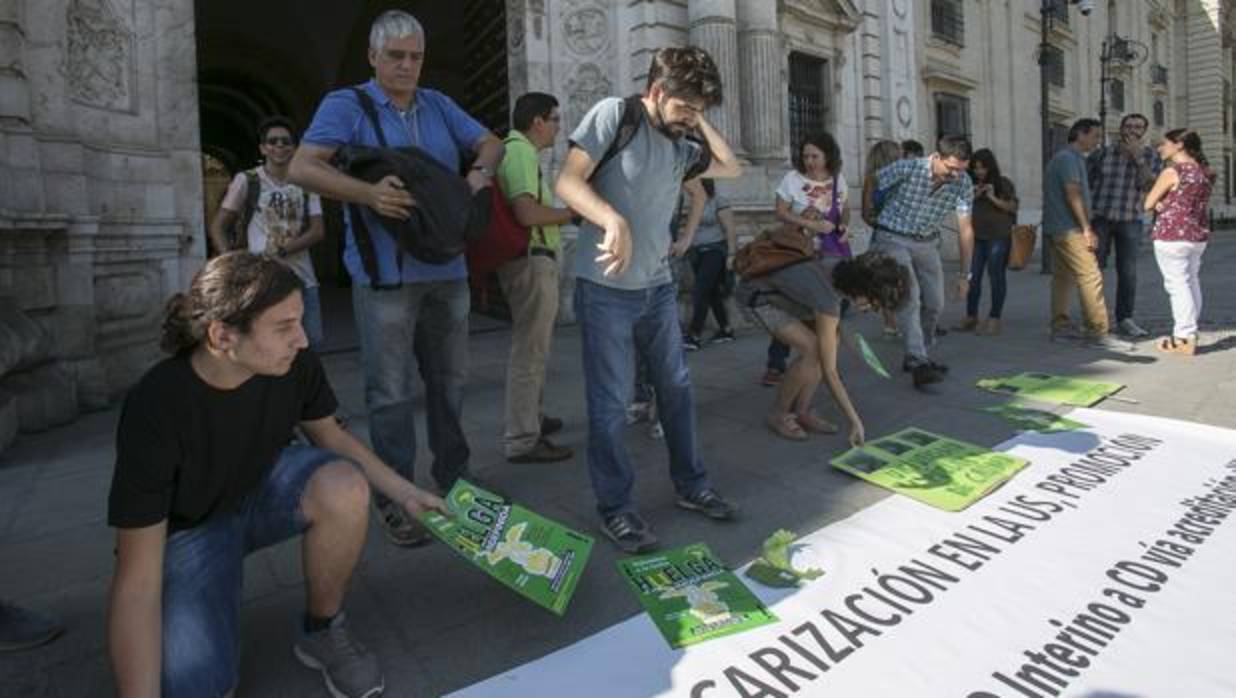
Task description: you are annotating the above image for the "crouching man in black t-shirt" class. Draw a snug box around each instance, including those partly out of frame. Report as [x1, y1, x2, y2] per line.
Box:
[106, 252, 446, 698]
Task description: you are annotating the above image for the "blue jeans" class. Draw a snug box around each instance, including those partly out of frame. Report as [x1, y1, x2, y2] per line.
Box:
[1092, 217, 1143, 322]
[965, 238, 1011, 318]
[575, 279, 711, 518]
[352, 280, 471, 498]
[301, 285, 324, 350]
[162, 445, 342, 697]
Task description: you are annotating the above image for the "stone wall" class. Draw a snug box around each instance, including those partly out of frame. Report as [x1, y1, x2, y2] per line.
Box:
[0, 0, 203, 443]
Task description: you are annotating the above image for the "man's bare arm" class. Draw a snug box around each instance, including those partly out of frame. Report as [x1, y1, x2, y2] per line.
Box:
[109, 523, 167, 698]
[289, 144, 414, 220]
[208, 209, 236, 254]
[693, 115, 741, 180]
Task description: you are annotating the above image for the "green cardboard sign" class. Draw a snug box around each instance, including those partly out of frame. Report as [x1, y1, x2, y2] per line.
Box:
[618, 543, 777, 649]
[976, 372, 1124, 407]
[421, 480, 593, 615]
[744, 530, 825, 589]
[981, 402, 1088, 433]
[831, 427, 1029, 511]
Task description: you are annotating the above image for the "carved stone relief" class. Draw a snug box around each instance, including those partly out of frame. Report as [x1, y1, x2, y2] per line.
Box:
[563, 6, 608, 56]
[565, 63, 612, 125]
[508, 0, 526, 50]
[62, 0, 135, 112]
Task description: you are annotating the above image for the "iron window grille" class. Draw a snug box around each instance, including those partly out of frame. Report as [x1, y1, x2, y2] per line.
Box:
[788, 52, 829, 154]
[931, 0, 965, 47]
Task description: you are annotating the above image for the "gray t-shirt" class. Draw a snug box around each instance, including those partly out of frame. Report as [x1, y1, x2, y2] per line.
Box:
[570, 97, 702, 289]
[1042, 147, 1092, 236]
[688, 195, 731, 248]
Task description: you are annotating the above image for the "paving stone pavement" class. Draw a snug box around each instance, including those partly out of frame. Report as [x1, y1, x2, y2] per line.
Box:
[3, 233, 1236, 697]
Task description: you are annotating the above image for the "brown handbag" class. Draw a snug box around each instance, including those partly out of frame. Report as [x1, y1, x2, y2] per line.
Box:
[733, 226, 815, 280]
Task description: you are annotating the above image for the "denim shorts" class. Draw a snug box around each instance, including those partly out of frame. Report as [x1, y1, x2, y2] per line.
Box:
[160, 444, 344, 697]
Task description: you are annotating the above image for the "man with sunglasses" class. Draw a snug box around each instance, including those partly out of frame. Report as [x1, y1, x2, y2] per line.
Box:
[210, 116, 327, 348]
[869, 134, 976, 389]
[495, 92, 576, 464]
[1086, 113, 1162, 338]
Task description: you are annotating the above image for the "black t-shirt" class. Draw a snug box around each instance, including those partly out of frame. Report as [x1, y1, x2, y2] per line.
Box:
[107, 350, 338, 532]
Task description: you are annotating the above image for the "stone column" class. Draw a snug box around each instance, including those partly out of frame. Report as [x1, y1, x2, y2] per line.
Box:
[736, 1, 784, 161]
[688, 0, 743, 155]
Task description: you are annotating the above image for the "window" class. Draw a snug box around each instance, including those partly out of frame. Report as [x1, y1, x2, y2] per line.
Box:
[1153, 99, 1165, 127]
[1108, 79, 1125, 113]
[787, 52, 828, 153]
[1043, 45, 1065, 88]
[931, 0, 965, 47]
[1049, 1, 1070, 26]
[934, 93, 971, 141]
[1151, 64, 1169, 87]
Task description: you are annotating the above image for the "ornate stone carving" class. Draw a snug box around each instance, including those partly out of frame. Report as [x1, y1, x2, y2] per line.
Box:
[565, 63, 612, 125]
[62, 0, 134, 112]
[508, 0, 526, 49]
[563, 6, 608, 56]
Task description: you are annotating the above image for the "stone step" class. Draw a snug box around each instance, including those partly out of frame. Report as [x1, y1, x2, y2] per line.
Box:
[0, 362, 80, 433]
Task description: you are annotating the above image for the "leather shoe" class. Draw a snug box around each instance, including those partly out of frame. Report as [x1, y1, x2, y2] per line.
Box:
[540, 415, 564, 436]
[508, 438, 574, 464]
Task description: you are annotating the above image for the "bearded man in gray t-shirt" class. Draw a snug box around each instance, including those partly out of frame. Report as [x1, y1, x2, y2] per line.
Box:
[554, 47, 742, 553]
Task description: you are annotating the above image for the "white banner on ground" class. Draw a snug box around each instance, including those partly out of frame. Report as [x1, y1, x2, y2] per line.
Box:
[449, 409, 1236, 698]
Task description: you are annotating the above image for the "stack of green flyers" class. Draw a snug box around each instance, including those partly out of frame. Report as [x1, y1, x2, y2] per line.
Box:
[420, 480, 593, 615]
[831, 428, 1029, 511]
[618, 543, 777, 649]
[976, 372, 1123, 407]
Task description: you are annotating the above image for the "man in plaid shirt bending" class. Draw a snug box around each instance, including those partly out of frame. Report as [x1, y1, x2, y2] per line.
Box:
[1087, 113, 1162, 338]
[871, 134, 976, 389]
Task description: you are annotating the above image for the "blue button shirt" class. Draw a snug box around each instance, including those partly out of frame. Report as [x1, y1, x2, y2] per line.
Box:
[302, 79, 487, 285]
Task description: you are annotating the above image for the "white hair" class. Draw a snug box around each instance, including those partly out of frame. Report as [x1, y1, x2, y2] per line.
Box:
[369, 10, 424, 53]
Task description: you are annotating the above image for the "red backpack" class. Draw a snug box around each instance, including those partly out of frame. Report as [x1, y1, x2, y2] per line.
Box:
[465, 138, 533, 278]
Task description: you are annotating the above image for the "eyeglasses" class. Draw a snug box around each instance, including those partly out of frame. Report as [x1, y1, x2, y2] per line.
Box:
[264, 137, 294, 146]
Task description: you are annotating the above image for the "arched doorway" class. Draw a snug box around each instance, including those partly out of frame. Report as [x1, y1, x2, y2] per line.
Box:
[193, 0, 510, 348]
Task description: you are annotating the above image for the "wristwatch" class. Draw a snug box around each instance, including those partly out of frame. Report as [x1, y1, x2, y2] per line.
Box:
[470, 164, 493, 178]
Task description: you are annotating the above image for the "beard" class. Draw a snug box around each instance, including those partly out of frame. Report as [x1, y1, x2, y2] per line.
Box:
[652, 99, 690, 141]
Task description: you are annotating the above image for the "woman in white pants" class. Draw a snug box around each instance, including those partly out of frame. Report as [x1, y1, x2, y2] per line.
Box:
[1143, 129, 1215, 355]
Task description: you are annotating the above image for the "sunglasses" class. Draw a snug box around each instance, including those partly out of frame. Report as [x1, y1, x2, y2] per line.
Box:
[264, 137, 294, 146]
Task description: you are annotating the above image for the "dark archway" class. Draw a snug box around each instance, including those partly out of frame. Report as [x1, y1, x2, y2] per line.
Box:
[194, 0, 510, 344]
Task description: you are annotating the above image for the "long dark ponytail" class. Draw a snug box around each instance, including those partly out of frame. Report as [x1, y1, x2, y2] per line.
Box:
[1164, 128, 1206, 167]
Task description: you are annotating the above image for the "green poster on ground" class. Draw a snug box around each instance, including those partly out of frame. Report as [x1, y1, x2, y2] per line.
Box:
[618, 543, 777, 649]
[831, 427, 1029, 511]
[420, 480, 593, 616]
[980, 402, 1088, 433]
[854, 333, 892, 379]
[976, 372, 1124, 407]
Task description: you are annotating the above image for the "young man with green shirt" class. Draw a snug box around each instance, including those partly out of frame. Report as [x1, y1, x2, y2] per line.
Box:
[496, 93, 577, 463]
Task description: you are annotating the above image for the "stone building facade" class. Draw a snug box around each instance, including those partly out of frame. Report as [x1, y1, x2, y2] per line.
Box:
[1, 0, 203, 447]
[0, 0, 1230, 447]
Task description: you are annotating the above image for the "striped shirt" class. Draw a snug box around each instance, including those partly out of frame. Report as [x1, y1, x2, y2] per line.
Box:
[875, 157, 974, 240]
[1087, 144, 1161, 222]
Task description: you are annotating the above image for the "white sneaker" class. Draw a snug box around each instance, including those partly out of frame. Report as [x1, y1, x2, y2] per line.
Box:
[1117, 318, 1150, 338]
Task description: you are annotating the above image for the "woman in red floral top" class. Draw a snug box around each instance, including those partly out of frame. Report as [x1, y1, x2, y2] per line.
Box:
[1143, 129, 1214, 355]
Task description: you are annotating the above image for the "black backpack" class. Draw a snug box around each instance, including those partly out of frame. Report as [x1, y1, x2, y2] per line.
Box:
[338, 87, 489, 287]
[225, 169, 310, 251]
[584, 95, 712, 184]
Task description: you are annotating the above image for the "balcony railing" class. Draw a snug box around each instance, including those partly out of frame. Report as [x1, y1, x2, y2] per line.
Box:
[1151, 64, 1168, 87]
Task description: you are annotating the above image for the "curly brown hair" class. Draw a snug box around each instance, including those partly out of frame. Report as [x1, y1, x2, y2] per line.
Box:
[831, 252, 910, 312]
[645, 47, 723, 108]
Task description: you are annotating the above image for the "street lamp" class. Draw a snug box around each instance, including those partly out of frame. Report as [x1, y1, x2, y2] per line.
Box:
[1037, 0, 1093, 273]
[1098, 34, 1149, 145]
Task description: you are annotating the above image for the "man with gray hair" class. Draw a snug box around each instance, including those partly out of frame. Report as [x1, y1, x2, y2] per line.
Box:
[291, 11, 504, 547]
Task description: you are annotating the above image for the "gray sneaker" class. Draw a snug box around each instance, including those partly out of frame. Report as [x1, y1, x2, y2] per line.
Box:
[1117, 318, 1150, 338]
[601, 512, 659, 554]
[0, 601, 64, 653]
[1084, 334, 1135, 352]
[294, 612, 384, 698]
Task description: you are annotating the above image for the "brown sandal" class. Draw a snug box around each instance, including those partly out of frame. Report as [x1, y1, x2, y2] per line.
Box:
[1156, 336, 1196, 355]
[767, 412, 809, 441]
[796, 411, 839, 434]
